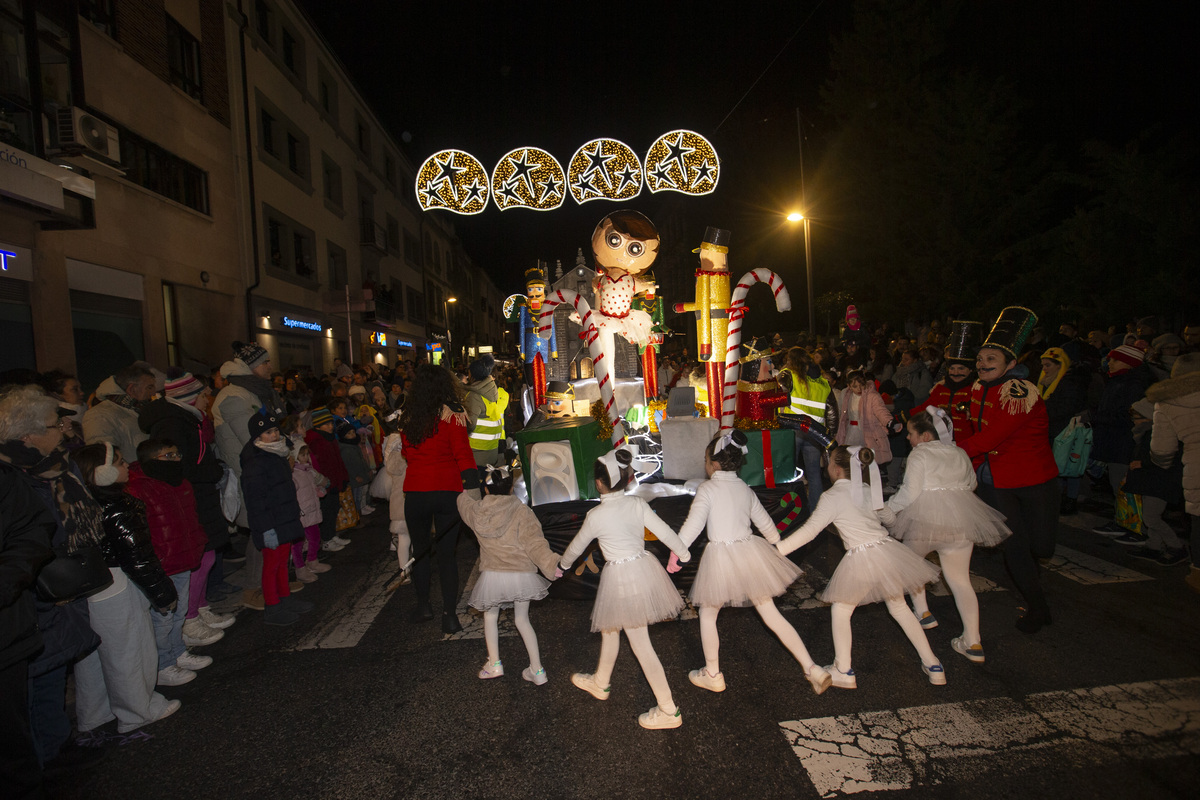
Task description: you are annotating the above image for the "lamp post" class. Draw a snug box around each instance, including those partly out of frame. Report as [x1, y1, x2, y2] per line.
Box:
[786, 212, 815, 334]
[444, 296, 457, 367]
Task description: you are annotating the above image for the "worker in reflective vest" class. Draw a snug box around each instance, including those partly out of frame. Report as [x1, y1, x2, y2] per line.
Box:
[465, 355, 509, 467]
[777, 347, 839, 513]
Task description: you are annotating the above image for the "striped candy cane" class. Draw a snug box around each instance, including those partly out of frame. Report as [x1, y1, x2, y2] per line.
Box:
[720, 269, 792, 430]
[537, 289, 625, 446]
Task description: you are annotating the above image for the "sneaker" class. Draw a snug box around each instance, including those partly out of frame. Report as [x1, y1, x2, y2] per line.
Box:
[638, 705, 682, 730]
[1113, 531, 1149, 546]
[295, 565, 318, 583]
[331, 535, 352, 547]
[922, 662, 947, 686]
[1158, 547, 1188, 567]
[264, 604, 299, 626]
[288, 581, 304, 594]
[806, 664, 832, 695]
[176, 651, 212, 671]
[198, 606, 235, 629]
[1128, 546, 1165, 562]
[155, 698, 182, 722]
[825, 663, 857, 689]
[916, 611, 938, 630]
[1093, 521, 1131, 537]
[479, 660, 504, 679]
[181, 617, 224, 647]
[307, 560, 331, 573]
[360, 504, 376, 515]
[321, 540, 345, 552]
[951, 636, 986, 663]
[571, 672, 611, 700]
[156, 665, 196, 687]
[243, 588, 265, 611]
[523, 666, 548, 686]
[687, 668, 726, 692]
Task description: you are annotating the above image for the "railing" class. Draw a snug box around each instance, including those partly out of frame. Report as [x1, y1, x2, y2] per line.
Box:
[359, 219, 387, 251]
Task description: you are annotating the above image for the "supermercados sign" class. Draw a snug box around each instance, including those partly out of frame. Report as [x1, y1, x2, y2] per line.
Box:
[282, 316, 322, 331]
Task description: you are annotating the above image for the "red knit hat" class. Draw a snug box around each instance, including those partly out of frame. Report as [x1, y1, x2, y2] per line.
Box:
[1108, 344, 1145, 373]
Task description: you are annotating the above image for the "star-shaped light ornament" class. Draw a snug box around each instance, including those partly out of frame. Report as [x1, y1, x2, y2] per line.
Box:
[490, 147, 566, 211]
[568, 138, 643, 204]
[644, 130, 720, 196]
[416, 150, 490, 214]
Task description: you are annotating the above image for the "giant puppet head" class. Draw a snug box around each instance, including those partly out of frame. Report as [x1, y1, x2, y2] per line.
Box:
[525, 265, 547, 312]
[591, 209, 660, 278]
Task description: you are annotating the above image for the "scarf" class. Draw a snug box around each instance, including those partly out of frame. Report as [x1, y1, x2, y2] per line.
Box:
[0, 440, 105, 552]
[229, 373, 284, 415]
[255, 438, 293, 458]
[106, 392, 143, 412]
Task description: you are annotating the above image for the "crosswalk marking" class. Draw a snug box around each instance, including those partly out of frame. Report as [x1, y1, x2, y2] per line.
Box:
[294, 557, 397, 650]
[1045, 546, 1152, 585]
[779, 676, 1200, 796]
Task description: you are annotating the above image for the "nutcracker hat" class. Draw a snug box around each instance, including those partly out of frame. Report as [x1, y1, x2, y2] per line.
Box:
[524, 264, 546, 288]
[692, 226, 731, 254]
[544, 381, 575, 400]
[944, 320, 983, 365]
[738, 336, 778, 365]
[981, 307, 1037, 360]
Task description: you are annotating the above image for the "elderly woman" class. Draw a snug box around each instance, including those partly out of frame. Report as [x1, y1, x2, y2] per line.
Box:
[0, 385, 106, 773]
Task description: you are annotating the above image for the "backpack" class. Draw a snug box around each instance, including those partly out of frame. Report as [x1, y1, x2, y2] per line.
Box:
[1052, 416, 1093, 478]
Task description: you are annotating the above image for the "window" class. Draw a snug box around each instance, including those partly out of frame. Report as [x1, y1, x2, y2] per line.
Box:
[385, 214, 399, 253]
[407, 286, 425, 325]
[263, 204, 317, 286]
[281, 27, 297, 72]
[355, 113, 370, 157]
[403, 230, 419, 265]
[292, 230, 313, 279]
[260, 110, 276, 156]
[257, 94, 310, 187]
[286, 131, 304, 176]
[317, 62, 338, 122]
[254, 0, 271, 43]
[166, 15, 202, 101]
[384, 154, 396, 188]
[327, 242, 346, 288]
[79, 0, 117, 37]
[321, 153, 342, 207]
[120, 128, 210, 214]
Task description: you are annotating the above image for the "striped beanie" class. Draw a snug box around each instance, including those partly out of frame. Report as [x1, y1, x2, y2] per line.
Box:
[1108, 344, 1145, 372]
[310, 406, 333, 428]
[165, 372, 204, 404]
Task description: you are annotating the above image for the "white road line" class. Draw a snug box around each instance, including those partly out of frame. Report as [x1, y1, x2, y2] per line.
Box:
[1045, 546, 1152, 585]
[294, 557, 398, 650]
[780, 676, 1200, 796]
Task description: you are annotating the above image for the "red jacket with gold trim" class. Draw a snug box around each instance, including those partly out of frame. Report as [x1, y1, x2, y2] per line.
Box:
[921, 379, 975, 443]
[960, 377, 1058, 488]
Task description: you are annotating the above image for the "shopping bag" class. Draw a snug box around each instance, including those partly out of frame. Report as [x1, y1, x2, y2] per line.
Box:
[336, 487, 360, 531]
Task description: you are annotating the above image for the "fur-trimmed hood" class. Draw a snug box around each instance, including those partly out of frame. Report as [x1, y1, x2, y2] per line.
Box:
[1146, 371, 1200, 406]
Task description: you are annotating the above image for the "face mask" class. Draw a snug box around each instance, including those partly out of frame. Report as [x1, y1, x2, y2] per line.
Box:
[142, 460, 184, 486]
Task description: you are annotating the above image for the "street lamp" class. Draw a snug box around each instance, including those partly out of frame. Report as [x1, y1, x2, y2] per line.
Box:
[444, 296, 457, 366]
[786, 212, 815, 335]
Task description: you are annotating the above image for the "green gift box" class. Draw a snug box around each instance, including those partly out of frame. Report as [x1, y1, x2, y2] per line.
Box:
[738, 428, 798, 488]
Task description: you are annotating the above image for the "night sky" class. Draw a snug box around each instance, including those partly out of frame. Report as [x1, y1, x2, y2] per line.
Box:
[297, 0, 1195, 303]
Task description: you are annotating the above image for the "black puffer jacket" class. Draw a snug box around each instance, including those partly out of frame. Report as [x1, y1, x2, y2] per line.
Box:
[240, 440, 304, 549]
[139, 399, 228, 550]
[92, 486, 177, 611]
[0, 462, 55, 671]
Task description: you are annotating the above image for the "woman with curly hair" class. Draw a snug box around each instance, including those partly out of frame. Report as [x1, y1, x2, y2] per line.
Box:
[400, 364, 479, 633]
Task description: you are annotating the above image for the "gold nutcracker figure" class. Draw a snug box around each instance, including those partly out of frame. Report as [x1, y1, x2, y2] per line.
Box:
[673, 227, 731, 418]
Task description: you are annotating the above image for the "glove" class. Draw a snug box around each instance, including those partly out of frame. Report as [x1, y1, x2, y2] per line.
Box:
[263, 528, 279, 549]
[553, 567, 564, 580]
[460, 468, 481, 491]
[666, 552, 682, 574]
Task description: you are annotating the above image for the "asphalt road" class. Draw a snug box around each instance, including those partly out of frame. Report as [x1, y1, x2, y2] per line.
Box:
[50, 497, 1200, 799]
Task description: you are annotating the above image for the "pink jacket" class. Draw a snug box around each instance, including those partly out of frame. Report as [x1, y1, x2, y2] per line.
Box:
[292, 463, 328, 529]
[835, 383, 894, 463]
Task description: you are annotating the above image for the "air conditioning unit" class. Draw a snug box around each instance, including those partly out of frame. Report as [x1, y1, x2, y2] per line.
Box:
[55, 107, 121, 165]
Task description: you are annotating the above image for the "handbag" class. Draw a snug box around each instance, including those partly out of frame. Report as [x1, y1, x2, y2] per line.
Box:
[369, 466, 392, 500]
[336, 487, 360, 531]
[35, 545, 114, 603]
[1052, 416, 1093, 478]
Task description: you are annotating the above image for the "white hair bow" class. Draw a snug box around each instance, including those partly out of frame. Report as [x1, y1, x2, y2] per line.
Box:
[598, 448, 628, 486]
[845, 446, 885, 510]
[716, 432, 749, 455]
[929, 407, 955, 445]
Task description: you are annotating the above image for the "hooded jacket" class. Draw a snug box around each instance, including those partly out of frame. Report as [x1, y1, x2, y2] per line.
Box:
[139, 398, 226, 548]
[211, 360, 261, 479]
[0, 462, 55, 671]
[1148, 369, 1200, 514]
[82, 375, 149, 461]
[835, 381, 893, 463]
[91, 486, 177, 610]
[124, 463, 207, 575]
[240, 438, 304, 548]
[456, 492, 560, 577]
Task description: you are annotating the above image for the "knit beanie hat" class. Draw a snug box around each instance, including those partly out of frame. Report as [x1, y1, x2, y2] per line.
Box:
[348, 384, 366, 398]
[845, 305, 860, 331]
[233, 340, 270, 370]
[469, 354, 495, 381]
[310, 406, 333, 428]
[1108, 344, 1145, 372]
[164, 372, 204, 404]
[246, 410, 280, 439]
[1130, 399, 1155, 420]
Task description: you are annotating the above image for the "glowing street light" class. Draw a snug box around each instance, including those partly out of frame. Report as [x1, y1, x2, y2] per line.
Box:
[786, 212, 815, 334]
[444, 296, 457, 365]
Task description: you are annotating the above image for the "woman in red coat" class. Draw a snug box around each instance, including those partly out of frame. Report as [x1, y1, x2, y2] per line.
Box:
[401, 364, 480, 633]
[959, 308, 1059, 633]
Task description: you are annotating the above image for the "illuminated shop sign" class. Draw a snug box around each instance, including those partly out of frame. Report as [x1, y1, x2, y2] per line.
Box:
[0, 249, 14, 270]
[395, 340, 414, 348]
[369, 332, 387, 346]
[282, 316, 322, 331]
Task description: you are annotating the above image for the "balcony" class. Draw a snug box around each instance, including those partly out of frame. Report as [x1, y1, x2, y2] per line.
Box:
[360, 219, 387, 252]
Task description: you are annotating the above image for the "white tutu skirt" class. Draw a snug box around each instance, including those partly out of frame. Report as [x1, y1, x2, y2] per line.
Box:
[591, 552, 684, 633]
[469, 570, 550, 610]
[892, 489, 1011, 548]
[690, 536, 802, 608]
[820, 536, 941, 606]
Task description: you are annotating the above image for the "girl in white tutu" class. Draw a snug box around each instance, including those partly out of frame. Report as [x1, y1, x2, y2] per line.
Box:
[667, 430, 832, 695]
[776, 446, 947, 688]
[559, 449, 693, 730]
[456, 465, 562, 685]
[879, 409, 1010, 664]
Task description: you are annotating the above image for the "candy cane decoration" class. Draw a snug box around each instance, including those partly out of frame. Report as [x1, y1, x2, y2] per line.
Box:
[776, 492, 803, 533]
[537, 289, 626, 446]
[721, 269, 791, 430]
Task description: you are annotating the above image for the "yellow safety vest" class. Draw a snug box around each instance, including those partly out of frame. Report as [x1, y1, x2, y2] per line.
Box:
[469, 387, 509, 450]
[782, 368, 830, 421]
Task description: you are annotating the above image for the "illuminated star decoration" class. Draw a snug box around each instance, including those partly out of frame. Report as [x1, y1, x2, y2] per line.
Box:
[490, 147, 566, 211]
[643, 130, 720, 196]
[568, 138, 643, 205]
[416, 149, 489, 214]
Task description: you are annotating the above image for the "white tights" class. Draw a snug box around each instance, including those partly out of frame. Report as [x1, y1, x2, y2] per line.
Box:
[593, 626, 675, 714]
[906, 543, 980, 646]
[698, 601, 816, 676]
[831, 598, 938, 673]
[394, 529, 411, 567]
[483, 601, 542, 672]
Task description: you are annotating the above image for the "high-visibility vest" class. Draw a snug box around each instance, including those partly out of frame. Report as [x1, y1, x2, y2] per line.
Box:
[781, 368, 831, 421]
[469, 387, 509, 450]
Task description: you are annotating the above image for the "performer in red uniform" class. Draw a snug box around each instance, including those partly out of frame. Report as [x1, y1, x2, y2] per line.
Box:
[920, 320, 981, 442]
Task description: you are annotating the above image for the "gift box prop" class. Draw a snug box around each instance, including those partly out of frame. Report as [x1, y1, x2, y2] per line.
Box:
[737, 428, 798, 488]
[514, 416, 613, 506]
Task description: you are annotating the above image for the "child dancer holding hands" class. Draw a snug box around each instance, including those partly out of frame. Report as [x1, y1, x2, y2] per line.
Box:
[880, 409, 1010, 663]
[560, 449, 692, 730]
[668, 430, 832, 694]
[456, 464, 562, 685]
[776, 446, 947, 687]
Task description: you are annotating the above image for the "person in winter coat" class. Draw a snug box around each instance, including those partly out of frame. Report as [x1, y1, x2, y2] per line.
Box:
[893, 349, 934, 405]
[330, 398, 375, 516]
[383, 430, 410, 572]
[305, 407, 350, 551]
[835, 371, 893, 466]
[1035, 347, 1091, 515]
[463, 355, 510, 468]
[240, 412, 313, 626]
[70, 443, 181, 735]
[1116, 400, 1188, 564]
[139, 372, 233, 645]
[125, 439, 210, 685]
[1090, 345, 1155, 534]
[1148, 353, 1200, 591]
[82, 362, 157, 460]
[290, 442, 331, 583]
